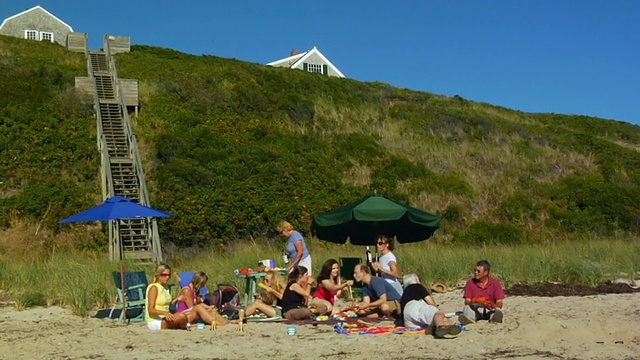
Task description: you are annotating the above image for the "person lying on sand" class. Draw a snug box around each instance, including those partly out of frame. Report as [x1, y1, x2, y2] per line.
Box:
[352, 263, 402, 317]
[400, 273, 461, 338]
[458, 260, 505, 325]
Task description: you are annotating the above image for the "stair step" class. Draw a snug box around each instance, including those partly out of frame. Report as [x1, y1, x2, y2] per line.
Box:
[123, 251, 154, 260]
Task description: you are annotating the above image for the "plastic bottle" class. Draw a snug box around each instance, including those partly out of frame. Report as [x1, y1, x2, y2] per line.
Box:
[455, 322, 467, 331]
[282, 250, 290, 265]
[365, 246, 372, 265]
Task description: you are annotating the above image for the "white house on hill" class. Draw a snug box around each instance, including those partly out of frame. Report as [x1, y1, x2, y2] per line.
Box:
[0, 5, 73, 46]
[267, 47, 345, 78]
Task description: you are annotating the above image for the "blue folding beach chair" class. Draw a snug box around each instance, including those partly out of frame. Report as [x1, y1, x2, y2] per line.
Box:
[176, 271, 209, 297]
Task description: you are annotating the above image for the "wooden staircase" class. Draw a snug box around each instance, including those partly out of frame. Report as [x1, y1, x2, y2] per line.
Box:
[82, 40, 162, 263]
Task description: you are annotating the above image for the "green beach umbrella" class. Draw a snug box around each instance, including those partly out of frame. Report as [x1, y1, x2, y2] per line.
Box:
[311, 194, 441, 245]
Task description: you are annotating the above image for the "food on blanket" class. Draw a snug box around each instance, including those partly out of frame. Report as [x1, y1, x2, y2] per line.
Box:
[316, 315, 329, 321]
[333, 310, 358, 320]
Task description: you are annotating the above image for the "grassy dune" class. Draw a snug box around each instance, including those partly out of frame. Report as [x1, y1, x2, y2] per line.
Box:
[2, 220, 638, 316]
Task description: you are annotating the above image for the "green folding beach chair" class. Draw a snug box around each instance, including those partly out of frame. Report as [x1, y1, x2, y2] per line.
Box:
[339, 257, 363, 300]
[109, 271, 148, 323]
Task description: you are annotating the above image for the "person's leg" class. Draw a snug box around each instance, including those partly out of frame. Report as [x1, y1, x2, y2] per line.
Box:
[284, 308, 314, 320]
[251, 301, 277, 317]
[431, 309, 461, 338]
[309, 298, 332, 315]
[379, 300, 400, 316]
[191, 304, 234, 325]
[161, 312, 190, 329]
[245, 300, 259, 316]
[459, 305, 480, 324]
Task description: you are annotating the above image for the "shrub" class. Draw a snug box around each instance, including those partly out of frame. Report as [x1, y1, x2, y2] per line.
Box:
[455, 221, 525, 245]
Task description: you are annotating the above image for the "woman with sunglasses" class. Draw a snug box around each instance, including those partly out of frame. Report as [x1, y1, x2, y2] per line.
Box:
[245, 270, 285, 318]
[145, 264, 189, 330]
[371, 235, 404, 296]
[145, 265, 234, 330]
[277, 220, 312, 276]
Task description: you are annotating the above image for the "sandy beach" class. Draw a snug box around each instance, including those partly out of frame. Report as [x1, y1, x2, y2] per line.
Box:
[1, 290, 639, 360]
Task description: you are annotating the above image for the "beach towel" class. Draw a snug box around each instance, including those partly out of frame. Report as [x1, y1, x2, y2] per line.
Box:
[334, 322, 425, 335]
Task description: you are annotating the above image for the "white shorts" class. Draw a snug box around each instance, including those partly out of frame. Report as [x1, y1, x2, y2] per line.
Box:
[403, 300, 439, 328]
[147, 319, 162, 330]
[298, 256, 312, 276]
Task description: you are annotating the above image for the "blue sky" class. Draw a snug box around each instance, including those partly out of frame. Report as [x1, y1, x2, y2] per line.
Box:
[3, 1, 639, 124]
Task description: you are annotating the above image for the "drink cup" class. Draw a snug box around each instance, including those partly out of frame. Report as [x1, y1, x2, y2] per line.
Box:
[287, 326, 296, 335]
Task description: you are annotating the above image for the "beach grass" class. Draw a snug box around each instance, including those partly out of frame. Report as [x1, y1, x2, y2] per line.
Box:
[1, 224, 639, 316]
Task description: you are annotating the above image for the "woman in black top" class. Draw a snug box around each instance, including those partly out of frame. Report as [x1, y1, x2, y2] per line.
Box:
[282, 266, 321, 320]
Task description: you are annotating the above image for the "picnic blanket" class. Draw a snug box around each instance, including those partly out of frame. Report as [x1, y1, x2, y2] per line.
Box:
[334, 322, 425, 335]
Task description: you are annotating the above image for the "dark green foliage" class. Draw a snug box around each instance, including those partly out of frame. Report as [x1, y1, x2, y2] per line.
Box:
[546, 173, 640, 234]
[4, 36, 640, 247]
[455, 221, 525, 245]
[496, 192, 536, 225]
[409, 173, 473, 197]
[0, 36, 99, 229]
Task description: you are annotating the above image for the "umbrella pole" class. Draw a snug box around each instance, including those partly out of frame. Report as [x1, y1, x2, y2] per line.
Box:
[120, 260, 127, 324]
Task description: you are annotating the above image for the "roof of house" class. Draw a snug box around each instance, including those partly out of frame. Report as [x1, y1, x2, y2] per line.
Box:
[267, 46, 345, 78]
[0, 5, 73, 32]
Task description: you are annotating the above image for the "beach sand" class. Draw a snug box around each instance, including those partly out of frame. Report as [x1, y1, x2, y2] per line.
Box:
[1, 290, 638, 360]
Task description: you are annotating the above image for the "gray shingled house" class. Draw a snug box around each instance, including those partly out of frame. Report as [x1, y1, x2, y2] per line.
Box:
[0, 5, 73, 46]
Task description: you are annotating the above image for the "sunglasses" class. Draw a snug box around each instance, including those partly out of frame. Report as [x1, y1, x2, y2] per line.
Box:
[158, 273, 171, 277]
[377, 242, 387, 245]
[474, 269, 483, 273]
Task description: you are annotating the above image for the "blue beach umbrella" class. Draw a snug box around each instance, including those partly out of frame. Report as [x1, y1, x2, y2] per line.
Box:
[58, 195, 171, 324]
[58, 195, 171, 223]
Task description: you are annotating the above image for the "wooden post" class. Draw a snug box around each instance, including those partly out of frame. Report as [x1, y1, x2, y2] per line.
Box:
[237, 309, 245, 332]
[119, 260, 127, 324]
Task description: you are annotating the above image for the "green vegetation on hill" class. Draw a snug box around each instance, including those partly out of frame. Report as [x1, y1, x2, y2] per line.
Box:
[2, 36, 640, 249]
[0, 36, 99, 230]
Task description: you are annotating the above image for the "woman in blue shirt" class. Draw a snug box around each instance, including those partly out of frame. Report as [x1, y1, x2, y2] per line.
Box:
[277, 220, 312, 276]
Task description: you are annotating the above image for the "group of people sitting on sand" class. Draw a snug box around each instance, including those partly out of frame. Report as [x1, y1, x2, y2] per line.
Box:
[144, 220, 505, 339]
[145, 264, 237, 330]
[145, 260, 505, 338]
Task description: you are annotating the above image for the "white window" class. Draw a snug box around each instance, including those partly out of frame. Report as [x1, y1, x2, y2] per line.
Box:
[25, 30, 38, 40]
[307, 63, 323, 73]
[41, 32, 54, 42]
